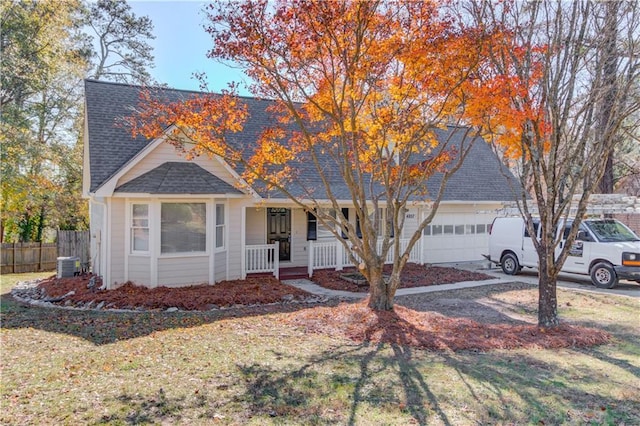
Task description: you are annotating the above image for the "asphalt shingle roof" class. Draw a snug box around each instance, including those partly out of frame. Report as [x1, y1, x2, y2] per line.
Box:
[114, 162, 242, 194]
[84, 79, 517, 201]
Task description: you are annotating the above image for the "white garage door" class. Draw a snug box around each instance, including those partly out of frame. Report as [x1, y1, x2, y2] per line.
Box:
[422, 212, 495, 263]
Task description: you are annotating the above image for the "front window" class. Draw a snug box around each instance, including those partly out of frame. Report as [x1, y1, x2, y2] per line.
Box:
[161, 203, 206, 254]
[131, 204, 149, 252]
[215, 203, 225, 249]
[585, 220, 640, 242]
[317, 209, 336, 239]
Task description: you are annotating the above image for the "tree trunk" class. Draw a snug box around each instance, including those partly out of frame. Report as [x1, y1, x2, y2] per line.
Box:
[596, 1, 619, 195]
[537, 254, 560, 327]
[367, 267, 394, 311]
[599, 151, 614, 193]
[35, 204, 46, 242]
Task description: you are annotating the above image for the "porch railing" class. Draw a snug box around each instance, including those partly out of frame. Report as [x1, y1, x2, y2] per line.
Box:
[308, 238, 422, 277]
[308, 240, 341, 276]
[245, 242, 279, 279]
[245, 238, 422, 279]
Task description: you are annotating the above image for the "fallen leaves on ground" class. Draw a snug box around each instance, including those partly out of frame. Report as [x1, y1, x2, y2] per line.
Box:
[282, 299, 611, 351]
[22, 274, 612, 351]
[37, 275, 311, 310]
[312, 264, 494, 292]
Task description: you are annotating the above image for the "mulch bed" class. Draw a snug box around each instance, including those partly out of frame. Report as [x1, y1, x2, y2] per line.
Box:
[282, 299, 612, 351]
[35, 274, 312, 311]
[312, 264, 494, 292]
[21, 273, 611, 352]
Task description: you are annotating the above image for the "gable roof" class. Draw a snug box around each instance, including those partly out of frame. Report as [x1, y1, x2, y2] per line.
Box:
[84, 79, 277, 193]
[84, 79, 517, 202]
[114, 162, 243, 194]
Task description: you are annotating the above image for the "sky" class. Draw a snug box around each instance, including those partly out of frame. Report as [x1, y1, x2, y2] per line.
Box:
[128, 1, 251, 95]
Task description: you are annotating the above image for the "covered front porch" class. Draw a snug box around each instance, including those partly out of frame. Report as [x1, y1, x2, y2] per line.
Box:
[243, 237, 423, 279]
[241, 205, 424, 279]
[240, 205, 422, 279]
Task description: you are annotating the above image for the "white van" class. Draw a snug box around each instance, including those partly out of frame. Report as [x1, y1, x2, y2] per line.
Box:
[487, 217, 640, 288]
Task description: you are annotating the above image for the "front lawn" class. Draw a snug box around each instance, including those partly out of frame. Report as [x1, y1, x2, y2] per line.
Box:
[0, 271, 52, 295]
[1, 274, 638, 424]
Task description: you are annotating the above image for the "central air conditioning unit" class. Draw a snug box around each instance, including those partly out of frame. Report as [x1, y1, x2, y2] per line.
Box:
[57, 256, 80, 278]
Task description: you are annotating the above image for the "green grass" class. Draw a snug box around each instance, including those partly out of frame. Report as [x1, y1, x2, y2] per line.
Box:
[1, 271, 52, 295]
[1, 273, 639, 425]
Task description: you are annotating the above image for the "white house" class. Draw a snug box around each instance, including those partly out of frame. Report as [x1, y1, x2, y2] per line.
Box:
[83, 80, 516, 289]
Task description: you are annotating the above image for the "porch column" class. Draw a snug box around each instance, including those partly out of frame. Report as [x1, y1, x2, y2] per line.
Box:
[274, 241, 279, 280]
[420, 211, 427, 265]
[336, 240, 344, 271]
[240, 206, 247, 279]
[308, 240, 314, 278]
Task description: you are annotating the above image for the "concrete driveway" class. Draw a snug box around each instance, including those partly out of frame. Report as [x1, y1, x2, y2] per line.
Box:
[487, 267, 640, 299]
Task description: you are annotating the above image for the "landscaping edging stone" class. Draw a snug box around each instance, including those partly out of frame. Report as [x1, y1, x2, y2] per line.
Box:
[10, 279, 330, 313]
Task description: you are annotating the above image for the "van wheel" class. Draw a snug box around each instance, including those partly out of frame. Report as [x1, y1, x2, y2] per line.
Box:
[590, 263, 618, 289]
[500, 253, 520, 275]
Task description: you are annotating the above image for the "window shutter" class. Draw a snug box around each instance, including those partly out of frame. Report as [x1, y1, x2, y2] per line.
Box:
[307, 211, 317, 241]
[356, 214, 362, 238]
[341, 208, 349, 238]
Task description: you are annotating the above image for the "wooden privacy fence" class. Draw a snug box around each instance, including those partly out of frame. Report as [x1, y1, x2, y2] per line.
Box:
[1, 230, 90, 274]
[1, 242, 57, 274]
[56, 230, 90, 268]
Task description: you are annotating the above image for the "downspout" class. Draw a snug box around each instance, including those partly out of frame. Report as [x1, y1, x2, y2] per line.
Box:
[90, 195, 109, 289]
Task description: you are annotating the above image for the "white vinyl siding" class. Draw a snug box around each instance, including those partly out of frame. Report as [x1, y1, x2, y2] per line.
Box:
[110, 198, 126, 285]
[128, 255, 150, 283]
[290, 208, 308, 267]
[316, 209, 337, 240]
[226, 199, 243, 280]
[89, 200, 105, 276]
[215, 251, 227, 282]
[245, 207, 266, 245]
[157, 256, 209, 287]
[116, 141, 238, 190]
[402, 208, 419, 238]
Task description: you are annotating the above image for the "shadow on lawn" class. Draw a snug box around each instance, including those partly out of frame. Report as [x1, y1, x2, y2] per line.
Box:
[0, 293, 326, 345]
[441, 352, 639, 424]
[229, 307, 638, 425]
[89, 343, 638, 426]
[6, 287, 636, 424]
[232, 334, 638, 425]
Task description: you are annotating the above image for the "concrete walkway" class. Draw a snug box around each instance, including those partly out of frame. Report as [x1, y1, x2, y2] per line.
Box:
[284, 267, 640, 299]
[283, 276, 514, 299]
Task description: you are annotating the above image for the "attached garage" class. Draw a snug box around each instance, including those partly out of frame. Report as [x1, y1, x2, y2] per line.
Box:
[422, 205, 498, 263]
[397, 204, 501, 264]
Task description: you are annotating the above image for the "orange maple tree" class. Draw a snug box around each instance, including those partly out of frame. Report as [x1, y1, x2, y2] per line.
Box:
[127, 0, 523, 310]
